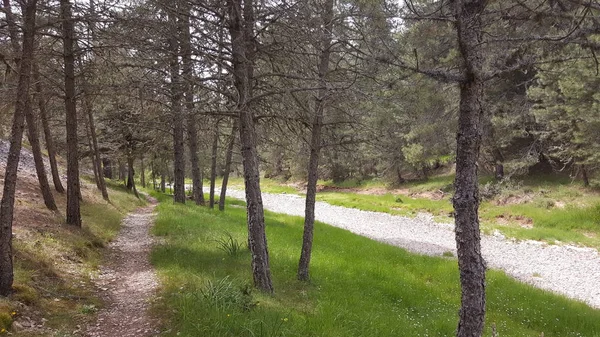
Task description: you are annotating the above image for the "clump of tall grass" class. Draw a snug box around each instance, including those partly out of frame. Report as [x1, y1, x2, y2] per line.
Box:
[200, 276, 255, 312]
[215, 232, 245, 257]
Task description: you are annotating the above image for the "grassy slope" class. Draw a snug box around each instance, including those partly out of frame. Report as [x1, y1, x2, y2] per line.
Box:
[235, 175, 600, 248]
[1, 180, 145, 335]
[150, 193, 600, 337]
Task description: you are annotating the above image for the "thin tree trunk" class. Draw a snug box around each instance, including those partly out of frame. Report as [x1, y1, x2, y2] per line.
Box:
[61, 0, 81, 226]
[160, 166, 166, 193]
[127, 155, 140, 199]
[33, 66, 65, 194]
[25, 94, 58, 212]
[140, 156, 146, 188]
[452, 1, 487, 336]
[581, 164, 590, 187]
[227, 0, 273, 293]
[82, 77, 109, 200]
[83, 107, 99, 186]
[118, 160, 126, 183]
[169, 7, 186, 204]
[298, 0, 333, 282]
[103, 158, 112, 179]
[181, 2, 204, 206]
[219, 120, 239, 211]
[126, 156, 134, 191]
[209, 121, 219, 208]
[0, 0, 38, 296]
[151, 159, 156, 190]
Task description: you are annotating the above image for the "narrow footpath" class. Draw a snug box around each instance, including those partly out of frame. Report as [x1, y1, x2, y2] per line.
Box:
[85, 198, 159, 337]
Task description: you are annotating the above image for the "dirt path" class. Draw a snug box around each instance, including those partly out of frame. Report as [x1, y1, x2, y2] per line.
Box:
[85, 198, 159, 337]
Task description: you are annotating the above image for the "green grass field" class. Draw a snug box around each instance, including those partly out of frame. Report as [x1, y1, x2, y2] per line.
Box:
[150, 192, 600, 337]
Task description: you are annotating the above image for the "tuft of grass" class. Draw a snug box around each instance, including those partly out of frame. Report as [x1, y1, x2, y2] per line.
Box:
[216, 233, 245, 257]
[151, 196, 600, 337]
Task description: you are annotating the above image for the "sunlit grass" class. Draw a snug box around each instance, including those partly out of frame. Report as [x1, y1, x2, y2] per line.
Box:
[150, 194, 600, 337]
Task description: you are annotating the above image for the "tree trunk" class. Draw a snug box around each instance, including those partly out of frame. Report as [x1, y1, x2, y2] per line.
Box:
[151, 159, 156, 190]
[297, 114, 323, 281]
[209, 121, 219, 209]
[396, 166, 406, 184]
[298, 0, 333, 282]
[33, 66, 65, 194]
[181, 2, 204, 206]
[493, 148, 504, 181]
[0, 0, 38, 296]
[581, 164, 590, 187]
[103, 158, 112, 179]
[140, 156, 146, 188]
[452, 1, 487, 336]
[495, 163, 504, 181]
[25, 94, 58, 212]
[83, 80, 109, 200]
[61, 0, 81, 226]
[118, 160, 126, 183]
[82, 104, 99, 187]
[126, 156, 134, 191]
[219, 120, 239, 211]
[127, 155, 140, 199]
[169, 7, 186, 204]
[160, 167, 166, 193]
[227, 0, 273, 293]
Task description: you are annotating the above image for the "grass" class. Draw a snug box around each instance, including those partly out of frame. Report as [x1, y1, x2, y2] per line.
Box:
[150, 193, 600, 337]
[0, 179, 145, 334]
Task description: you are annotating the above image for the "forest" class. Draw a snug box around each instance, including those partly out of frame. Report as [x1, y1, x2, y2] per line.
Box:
[0, 0, 600, 336]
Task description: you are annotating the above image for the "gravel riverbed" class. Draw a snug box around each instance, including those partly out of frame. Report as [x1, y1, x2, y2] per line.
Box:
[224, 188, 600, 309]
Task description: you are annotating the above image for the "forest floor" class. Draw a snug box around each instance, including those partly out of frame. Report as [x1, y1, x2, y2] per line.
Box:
[83, 197, 159, 337]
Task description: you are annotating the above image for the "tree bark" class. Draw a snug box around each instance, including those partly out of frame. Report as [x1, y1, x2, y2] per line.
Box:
[140, 156, 146, 188]
[581, 164, 590, 187]
[33, 66, 65, 194]
[452, 1, 487, 336]
[61, 0, 82, 226]
[82, 77, 109, 200]
[118, 160, 126, 183]
[298, 0, 333, 282]
[227, 0, 273, 293]
[103, 158, 112, 179]
[169, 5, 186, 204]
[0, 0, 38, 296]
[181, 2, 204, 206]
[126, 156, 134, 191]
[209, 121, 219, 208]
[160, 165, 166, 193]
[25, 94, 58, 212]
[219, 120, 239, 211]
[151, 159, 156, 190]
[127, 155, 140, 199]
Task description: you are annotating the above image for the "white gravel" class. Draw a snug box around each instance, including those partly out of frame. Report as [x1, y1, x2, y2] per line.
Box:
[224, 188, 600, 309]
